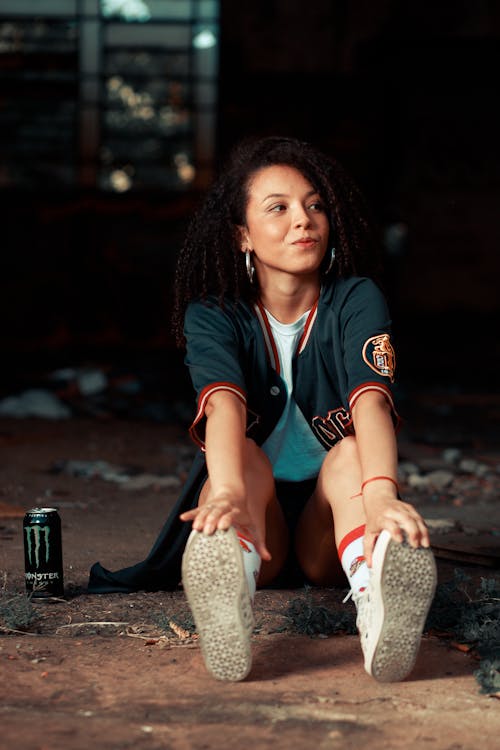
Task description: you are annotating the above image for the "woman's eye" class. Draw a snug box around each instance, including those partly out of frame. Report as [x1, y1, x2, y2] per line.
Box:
[309, 201, 324, 211]
[269, 203, 286, 213]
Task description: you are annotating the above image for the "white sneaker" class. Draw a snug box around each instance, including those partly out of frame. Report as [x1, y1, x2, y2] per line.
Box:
[354, 530, 437, 682]
[181, 527, 254, 681]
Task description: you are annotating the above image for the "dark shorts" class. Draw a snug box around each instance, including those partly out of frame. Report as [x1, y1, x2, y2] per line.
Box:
[267, 477, 319, 589]
[275, 477, 317, 533]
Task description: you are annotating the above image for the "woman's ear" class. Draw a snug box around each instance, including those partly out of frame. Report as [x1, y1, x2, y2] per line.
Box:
[237, 225, 250, 254]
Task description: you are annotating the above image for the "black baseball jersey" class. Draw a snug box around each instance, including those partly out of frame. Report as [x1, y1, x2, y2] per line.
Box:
[185, 275, 398, 452]
[87, 275, 399, 594]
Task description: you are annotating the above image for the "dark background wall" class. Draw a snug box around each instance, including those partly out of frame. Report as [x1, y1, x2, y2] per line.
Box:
[217, 0, 500, 392]
[1, 0, 499, 401]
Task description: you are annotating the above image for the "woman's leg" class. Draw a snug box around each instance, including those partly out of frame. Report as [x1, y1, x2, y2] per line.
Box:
[293, 436, 438, 684]
[198, 437, 290, 586]
[294, 436, 365, 586]
[182, 439, 290, 681]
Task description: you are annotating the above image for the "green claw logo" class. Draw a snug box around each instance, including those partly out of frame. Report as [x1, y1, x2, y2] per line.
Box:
[25, 525, 50, 568]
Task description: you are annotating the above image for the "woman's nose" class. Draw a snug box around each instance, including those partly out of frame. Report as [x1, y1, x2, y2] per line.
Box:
[292, 206, 311, 227]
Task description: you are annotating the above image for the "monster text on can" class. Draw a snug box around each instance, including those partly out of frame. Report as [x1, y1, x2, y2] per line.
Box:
[23, 507, 64, 598]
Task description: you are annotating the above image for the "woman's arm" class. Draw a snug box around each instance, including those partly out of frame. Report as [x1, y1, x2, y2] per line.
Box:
[179, 390, 271, 559]
[352, 390, 430, 566]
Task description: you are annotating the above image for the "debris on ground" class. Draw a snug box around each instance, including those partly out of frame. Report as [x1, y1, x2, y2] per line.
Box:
[0, 389, 72, 419]
[425, 568, 500, 695]
[48, 459, 181, 490]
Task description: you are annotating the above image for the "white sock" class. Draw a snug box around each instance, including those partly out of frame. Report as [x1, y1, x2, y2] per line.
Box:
[236, 530, 261, 601]
[340, 532, 369, 594]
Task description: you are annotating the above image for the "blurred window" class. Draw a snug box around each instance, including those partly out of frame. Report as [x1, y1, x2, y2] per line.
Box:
[0, 0, 219, 191]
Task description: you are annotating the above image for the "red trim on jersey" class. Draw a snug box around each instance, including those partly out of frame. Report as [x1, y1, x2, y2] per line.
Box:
[349, 381, 395, 411]
[188, 382, 247, 449]
[338, 524, 366, 561]
[348, 382, 401, 432]
[254, 302, 280, 374]
[296, 302, 318, 354]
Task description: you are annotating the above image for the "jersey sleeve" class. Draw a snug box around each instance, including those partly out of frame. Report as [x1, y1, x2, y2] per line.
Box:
[339, 279, 399, 422]
[183, 299, 247, 448]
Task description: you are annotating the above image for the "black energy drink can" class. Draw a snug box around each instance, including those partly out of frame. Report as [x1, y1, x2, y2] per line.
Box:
[23, 507, 64, 598]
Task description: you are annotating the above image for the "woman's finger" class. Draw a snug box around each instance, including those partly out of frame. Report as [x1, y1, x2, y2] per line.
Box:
[363, 531, 377, 568]
[414, 516, 431, 547]
[392, 515, 420, 548]
[179, 508, 200, 521]
[388, 510, 430, 549]
[253, 531, 272, 562]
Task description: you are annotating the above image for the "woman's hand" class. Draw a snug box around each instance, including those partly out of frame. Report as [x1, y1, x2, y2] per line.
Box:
[362, 494, 431, 568]
[180, 494, 241, 534]
[180, 494, 271, 561]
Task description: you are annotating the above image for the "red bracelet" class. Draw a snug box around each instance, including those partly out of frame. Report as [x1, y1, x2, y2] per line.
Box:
[361, 475, 399, 492]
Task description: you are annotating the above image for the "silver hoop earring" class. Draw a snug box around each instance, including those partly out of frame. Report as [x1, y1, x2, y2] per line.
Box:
[325, 247, 336, 275]
[245, 248, 255, 283]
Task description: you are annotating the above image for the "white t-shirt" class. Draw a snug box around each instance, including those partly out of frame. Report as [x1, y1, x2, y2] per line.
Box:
[261, 309, 327, 481]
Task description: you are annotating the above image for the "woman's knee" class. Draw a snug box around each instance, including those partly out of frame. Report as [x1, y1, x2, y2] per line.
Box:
[245, 437, 270, 463]
[244, 438, 274, 488]
[323, 435, 360, 474]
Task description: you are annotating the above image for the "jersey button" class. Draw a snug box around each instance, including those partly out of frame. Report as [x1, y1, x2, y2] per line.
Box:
[270, 385, 280, 396]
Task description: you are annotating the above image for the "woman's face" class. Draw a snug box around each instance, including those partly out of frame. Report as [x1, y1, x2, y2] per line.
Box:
[240, 164, 330, 283]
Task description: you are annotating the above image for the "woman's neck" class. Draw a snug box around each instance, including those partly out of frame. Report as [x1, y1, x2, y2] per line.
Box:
[258, 276, 320, 324]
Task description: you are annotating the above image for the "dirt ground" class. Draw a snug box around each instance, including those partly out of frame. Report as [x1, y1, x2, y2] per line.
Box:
[1, 399, 499, 750]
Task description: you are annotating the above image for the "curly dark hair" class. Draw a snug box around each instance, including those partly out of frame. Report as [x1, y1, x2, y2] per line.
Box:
[171, 135, 383, 347]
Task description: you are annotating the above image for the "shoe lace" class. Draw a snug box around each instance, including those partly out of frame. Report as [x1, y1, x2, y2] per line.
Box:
[348, 587, 371, 632]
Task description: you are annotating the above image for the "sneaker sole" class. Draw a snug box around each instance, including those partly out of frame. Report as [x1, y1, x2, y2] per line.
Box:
[364, 534, 437, 682]
[181, 527, 254, 682]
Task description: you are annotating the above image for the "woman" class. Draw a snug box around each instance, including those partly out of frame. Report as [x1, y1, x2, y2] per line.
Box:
[88, 135, 436, 685]
[174, 135, 436, 684]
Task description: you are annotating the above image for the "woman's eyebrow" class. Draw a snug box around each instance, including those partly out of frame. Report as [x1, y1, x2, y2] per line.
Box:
[260, 189, 317, 204]
[260, 192, 286, 204]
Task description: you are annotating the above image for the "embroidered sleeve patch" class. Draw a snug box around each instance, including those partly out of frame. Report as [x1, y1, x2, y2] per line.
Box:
[362, 334, 396, 382]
